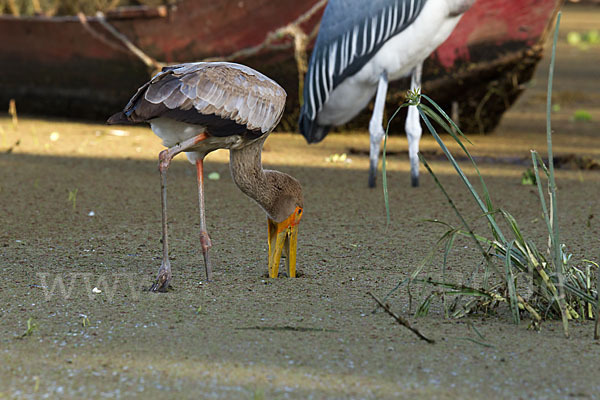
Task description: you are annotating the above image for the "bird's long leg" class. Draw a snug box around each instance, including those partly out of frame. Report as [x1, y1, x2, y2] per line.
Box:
[150, 133, 209, 292]
[368, 70, 389, 188]
[150, 149, 174, 292]
[195, 159, 213, 281]
[406, 62, 423, 187]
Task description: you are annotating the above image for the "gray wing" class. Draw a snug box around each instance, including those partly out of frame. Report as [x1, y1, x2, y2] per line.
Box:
[110, 62, 287, 135]
[299, 0, 427, 142]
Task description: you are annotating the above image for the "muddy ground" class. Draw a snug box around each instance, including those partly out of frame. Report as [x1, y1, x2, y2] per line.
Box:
[1, 5, 600, 399]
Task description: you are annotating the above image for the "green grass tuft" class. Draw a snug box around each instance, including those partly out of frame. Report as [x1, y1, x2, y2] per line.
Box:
[19, 317, 37, 339]
[380, 12, 598, 338]
[572, 109, 592, 122]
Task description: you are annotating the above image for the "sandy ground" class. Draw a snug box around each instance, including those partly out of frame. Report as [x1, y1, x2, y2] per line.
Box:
[1, 5, 600, 399]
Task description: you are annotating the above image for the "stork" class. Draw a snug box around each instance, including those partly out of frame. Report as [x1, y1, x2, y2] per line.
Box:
[108, 62, 303, 292]
[299, 0, 474, 187]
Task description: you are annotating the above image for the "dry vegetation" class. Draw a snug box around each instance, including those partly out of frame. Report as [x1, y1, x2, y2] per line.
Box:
[0, 0, 174, 16]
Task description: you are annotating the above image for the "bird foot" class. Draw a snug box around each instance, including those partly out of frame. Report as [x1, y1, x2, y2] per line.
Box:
[149, 262, 172, 292]
[261, 269, 302, 278]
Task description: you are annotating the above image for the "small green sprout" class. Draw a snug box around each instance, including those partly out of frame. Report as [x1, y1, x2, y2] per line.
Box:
[20, 317, 37, 338]
[521, 168, 536, 186]
[68, 188, 78, 211]
[567, 30, 600, 48]
[585, 30, 599, 44]
[567, 31, 582, 46]
[572, 109, 592, 122]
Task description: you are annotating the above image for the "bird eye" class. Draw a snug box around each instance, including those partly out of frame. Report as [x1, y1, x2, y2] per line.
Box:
[297, 208, 302, 215]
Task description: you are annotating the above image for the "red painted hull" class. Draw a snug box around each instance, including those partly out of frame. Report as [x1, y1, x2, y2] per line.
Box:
[0, 0, 563, 132]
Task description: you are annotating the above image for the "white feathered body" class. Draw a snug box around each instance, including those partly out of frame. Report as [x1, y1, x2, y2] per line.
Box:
[318, 0, 466, 126]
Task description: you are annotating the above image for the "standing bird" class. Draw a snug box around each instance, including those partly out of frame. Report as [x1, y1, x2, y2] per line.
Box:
[299, 0, 474, 187]
[108, 62, 303, 292]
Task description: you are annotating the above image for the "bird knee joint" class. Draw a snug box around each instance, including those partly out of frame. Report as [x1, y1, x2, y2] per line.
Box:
[200, 231, 212, 250]
[369, 120, 384, 137]
[158, 150, 172, 172]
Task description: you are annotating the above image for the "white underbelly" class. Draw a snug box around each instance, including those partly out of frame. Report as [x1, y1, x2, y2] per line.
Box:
[318, 0, 462, 126]
[149, 117, 246, 163]
[150, 117, 205, 147]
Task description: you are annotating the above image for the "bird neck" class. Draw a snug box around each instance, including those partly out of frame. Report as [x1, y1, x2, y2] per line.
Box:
[229, 137, 278, 219]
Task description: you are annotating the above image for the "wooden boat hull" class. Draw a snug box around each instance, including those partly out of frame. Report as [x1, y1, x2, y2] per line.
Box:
[0, 0, 563, 133]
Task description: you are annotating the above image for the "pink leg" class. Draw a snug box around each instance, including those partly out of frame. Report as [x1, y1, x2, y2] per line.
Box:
[149, 133, 209, 292]
[149, 149, 174, 292]
[196, 159, 213, 281]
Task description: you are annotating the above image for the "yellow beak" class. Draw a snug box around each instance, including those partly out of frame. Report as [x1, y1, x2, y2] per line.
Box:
[267, 206, 302, 278]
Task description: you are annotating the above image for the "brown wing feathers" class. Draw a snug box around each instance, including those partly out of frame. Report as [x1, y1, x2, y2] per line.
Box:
[107, 63, 287, 135]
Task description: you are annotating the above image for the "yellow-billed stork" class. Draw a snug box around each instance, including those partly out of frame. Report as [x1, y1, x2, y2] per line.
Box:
[108, 62, 303, 292]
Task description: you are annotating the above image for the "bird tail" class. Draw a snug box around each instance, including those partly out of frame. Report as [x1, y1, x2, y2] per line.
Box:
[106, 111, 134, 125]
[298, 112, 330, 144]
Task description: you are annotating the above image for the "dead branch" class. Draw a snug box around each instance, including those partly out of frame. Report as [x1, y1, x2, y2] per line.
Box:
[77, 12, 164, 75]
[368, 292, 435, 344]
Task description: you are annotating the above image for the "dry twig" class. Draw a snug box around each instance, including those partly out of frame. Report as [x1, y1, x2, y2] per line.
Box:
[8, 99, 17, 129]
[368, 292, 435, 344]
[77, 12, 164, 74]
